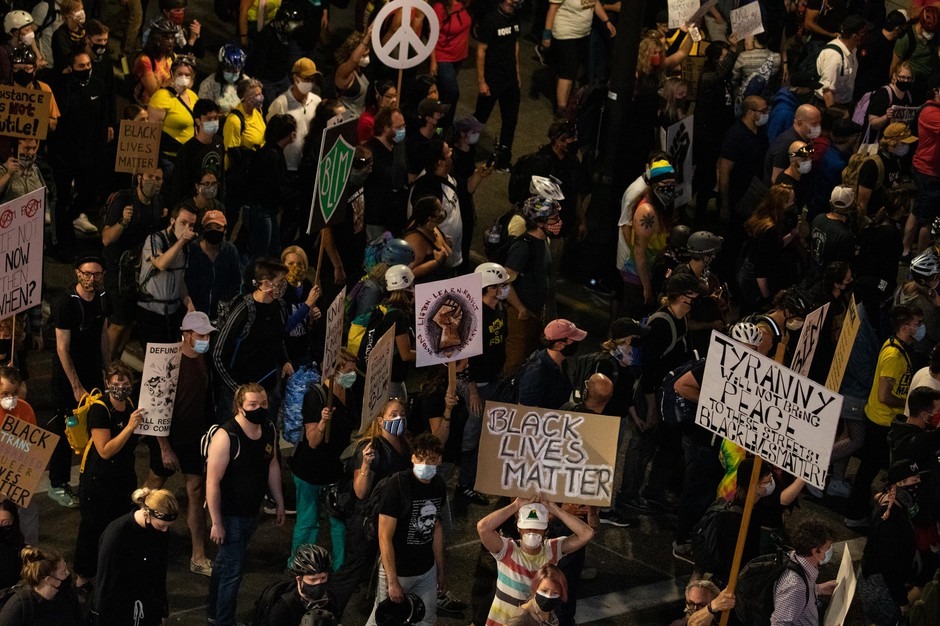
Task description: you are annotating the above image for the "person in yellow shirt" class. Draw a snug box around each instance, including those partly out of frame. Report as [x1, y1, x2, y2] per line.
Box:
[844, 304, 922, 527]
[148, 54, 198, 175]
[223, 78, 266, 215]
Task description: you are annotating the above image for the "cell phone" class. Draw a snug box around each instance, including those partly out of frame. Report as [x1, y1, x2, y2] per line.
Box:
[486, 153, 496, 168]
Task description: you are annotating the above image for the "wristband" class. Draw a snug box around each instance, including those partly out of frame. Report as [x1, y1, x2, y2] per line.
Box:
[543, 28, 552, 39]
[707, 603, 718, 615]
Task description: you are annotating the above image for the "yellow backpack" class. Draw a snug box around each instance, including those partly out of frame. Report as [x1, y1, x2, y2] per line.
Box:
[67, 389, 107, 455]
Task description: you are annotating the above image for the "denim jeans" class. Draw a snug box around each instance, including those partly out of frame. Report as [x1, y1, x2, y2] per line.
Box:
[208, 514, 259, 626]
[436, 60, 461, 129]
[292, 476, 347, 571]
[243, 204, 281, 264]
[366, 563, 438, 626]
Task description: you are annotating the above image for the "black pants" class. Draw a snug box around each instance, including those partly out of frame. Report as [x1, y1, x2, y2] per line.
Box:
[51, 155, 97, 250]
[676, 437, 725, 543]
[328, 510, 378, 619]
[135, 306, 184, 349]
[474, 81, 521, 152]
[846, 420, 890, 519]
[74, 474, 136, 577]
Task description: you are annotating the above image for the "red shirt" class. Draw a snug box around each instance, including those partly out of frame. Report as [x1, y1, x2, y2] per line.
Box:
[914, 102, 940, 178]
[3, 399, 36, 426]
[433, 2, 471, 63]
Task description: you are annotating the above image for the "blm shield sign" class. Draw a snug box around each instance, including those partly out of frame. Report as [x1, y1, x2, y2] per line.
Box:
[307, 115, 360, 233]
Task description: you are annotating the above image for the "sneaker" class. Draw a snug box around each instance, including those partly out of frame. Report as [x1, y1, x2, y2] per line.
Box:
[437, 590, 467, 615]
[672, 541, 694, 564]
[72, 213, 99, 234]
[598, 509, 636, 527]
[494, 147, 512, 173]
[622, 496, 657, 514]
[534, 44, 548, 66]
[262, 495, 296, 515]
[826, 479, 851, 498]
[844, 515, 868, 529]
[190, 558, 213, 577]
[48, 484, 79, 508]
[457, 488, 490, 506]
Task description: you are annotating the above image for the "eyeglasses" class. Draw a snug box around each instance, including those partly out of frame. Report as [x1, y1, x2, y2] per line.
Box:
[78, 270, 104, 279]
[789, 145, 815, 159]
[685, 601, 708, 612]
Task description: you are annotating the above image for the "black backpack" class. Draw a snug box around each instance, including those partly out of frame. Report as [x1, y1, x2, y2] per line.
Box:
[733, 551, 811, 626]
[361, 471, 413, 543]
[251, 580, 296, 626]
[489, 350, 540, 404]
[691, 499, 742, 580]
[0, 585, 34, 623]
[484, 207, 526, 263]
[660, 356, 705, 425]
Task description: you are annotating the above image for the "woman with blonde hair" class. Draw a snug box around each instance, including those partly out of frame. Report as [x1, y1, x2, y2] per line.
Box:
[507, 564, 568, 625]
[94, 488, 179, 625]
[280, 245, 322, 367]
[659, 77, 691, 127]
[0, 547, 80, 625]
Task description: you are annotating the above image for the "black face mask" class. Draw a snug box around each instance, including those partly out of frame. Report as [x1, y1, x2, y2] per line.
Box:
[243, 406, 267, 424]
[72, 68, 92, 83]
[203, 230, 224, 245]
[349, 168, 370, 188]
[301, 582, 328, 606]
[896, 80, 913, 92]
[535, 593, 562, 613]
[0, 526, 12, 541]
[92, 44, 108, 58]
[12, 70, 33, 86]
[561, 342, 579, 357]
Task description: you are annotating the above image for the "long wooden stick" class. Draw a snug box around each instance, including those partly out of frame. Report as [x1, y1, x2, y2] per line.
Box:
[324, 369, 336, 443]
[7, 315, 14, 366]
[447, 361, 457, 398]
[313, 233, 326, 288]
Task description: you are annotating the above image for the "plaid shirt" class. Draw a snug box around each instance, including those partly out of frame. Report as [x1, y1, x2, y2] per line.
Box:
[771, 552, 819, 626]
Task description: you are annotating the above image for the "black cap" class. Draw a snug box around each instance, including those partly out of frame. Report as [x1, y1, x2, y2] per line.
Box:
[666, 273, 706, 297]
[832, 118, 863, 139]
[887, 458, 929, 485]
[885, 9, 910, 30]
[609, 317, 650, 340]
[74, 255, 104, 269]
[840, 13, 871, 34]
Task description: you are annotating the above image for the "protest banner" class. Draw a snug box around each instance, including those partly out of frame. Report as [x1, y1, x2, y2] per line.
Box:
[660, 116, 694, 207]
[696, 331, 842, 490]
[825, 295, 860, 392]
[361, 325, 396, 432]
[0, 85, 51, 140]
[0, 413, 59, 507]
[135, 342, 183, 436]
[668, 0, 702, 28]
[114, 119, 161, 174]
[789, 303, 829, 377]
[414, 273, 484, 367]
[892, 106, 920, 124]
[475, 401, 620, 507]
[322, 287, 347, 382]
[0, 188, 44, 318]
[824, 544, 857, 626]
[730, 2, 765, 39]
[307, 116, 359, 233]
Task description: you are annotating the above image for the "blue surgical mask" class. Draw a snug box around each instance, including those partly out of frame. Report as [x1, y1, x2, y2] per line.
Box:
[193, 339, 210, 354]
[202, 119, 219, 135]
[915, 324, 927, 342]
[413, 463, 437, 480]
[336, 371, 357, 389]
[820, 546, 833, 565]
[223, 71, 240, 84]
[383, 417, 406, 436]
[393, 127, 406, 143]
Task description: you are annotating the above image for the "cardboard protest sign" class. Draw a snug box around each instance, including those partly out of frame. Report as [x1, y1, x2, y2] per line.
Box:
[308, 116, 359, 233]
[475, 401, 620, 507]
[668, 0, 698, 28]
[824, 544, 857, 626]
[660, 117, 694, 208]
[696, 331, 842, 490]
[414, 274, 484, 367]
[114, 119, 161, 174]
[790, 303, 829, 378]
[0, 85, 51, 140]
[361, 325, 396, 432]
[0, 188, 43, 318]
[322, 287, 346, 381]
[0, 413, 59, 507]
[730, 2, 765, 39]
[825, 295, 860, 392]
[892, 106, 920, 124]
[135, 342, 183, 436]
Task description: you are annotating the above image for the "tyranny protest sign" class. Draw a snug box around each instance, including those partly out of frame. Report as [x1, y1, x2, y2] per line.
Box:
[730, 2, 765, 39]
[361, 325, 396, 432]
[789, 303, 829, 378]
[660, 116, 693, 207]
[0, 413, 59, 507]
[115, 119, 161, 174]
[826, 295, 860, 392]
[696, 331, 842, 490]
[0, 187, 43, 318]
[415, 273, 483, 367]
[308, 116, 359, 233]
[0, 85, 51, 140]
[476, 401, 620, 507]
[135, 342, 183, 436]
[322, 287, 347, 382]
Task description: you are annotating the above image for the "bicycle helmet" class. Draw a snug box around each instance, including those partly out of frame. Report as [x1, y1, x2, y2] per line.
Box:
[4, 10, 33, 35]
[290, 544, 331, 576]
[668, 225, 691, 251]
[376, 593, 426, 626]
[382, 238, 416, 266]
[385, 265, 415, 291]
[730, 322, 763, 347]
[218, 43, 247, 71]
[522, 195, 561, 222]
[779, 287, 812, 319]
[10, 45, 37, 66]
[910, 251, 940, 284]
[276, 0, 305, 23]
[475, 262, 512, 288]
[529, 175, 565, 201]
[687, 231, 723, 258]
[931, 216, 940, 240]
[149, 16, 182, 36]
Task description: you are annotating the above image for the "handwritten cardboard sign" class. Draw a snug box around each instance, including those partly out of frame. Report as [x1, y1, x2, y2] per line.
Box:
[730, 2, 765, 39]
[322, 287, 346, 382]
[668, 0, 698, 28]
[826, 295, 860, 393]
[414, 273, 484, 367]
[115, 119, 161, 174]
[0, 85, 51, 140]
[0, 188, 44, 318]
[475, 401, 620, 507]
[892, 106, 920, 124]
[0, 413, 59, 507]
[361, 325, 396, 432]
[135, 342, 183, 436]
[790, 303, 829, 378]
[696, 331, 842, 490]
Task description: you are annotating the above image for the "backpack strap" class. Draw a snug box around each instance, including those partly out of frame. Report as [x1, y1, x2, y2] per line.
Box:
[229, 109, 247, 136]
[821, 43, 845, 76]
[647, 311, 679, 357]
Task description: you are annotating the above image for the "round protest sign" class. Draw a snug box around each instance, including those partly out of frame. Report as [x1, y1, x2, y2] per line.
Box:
[370, 0, 440, 70]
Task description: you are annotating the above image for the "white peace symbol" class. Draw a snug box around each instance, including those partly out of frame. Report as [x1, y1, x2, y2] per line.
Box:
[371, 0, 440, 70]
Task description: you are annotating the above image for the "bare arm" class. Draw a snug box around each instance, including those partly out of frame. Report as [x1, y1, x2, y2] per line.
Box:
[353, 442, 375, 500]
[91, 409, 142, 460]
[674, 370, 701, 402]
[378, 513, 402, 600]
[147, 105, 167, 126]
[206, 430, 230, 543]
[877, 376, 905, 408]
[396, 333, 416, 362]
[477, 498, 526, 553]
[780, 477, 806, 506]
[54, 329, 85, 401]
[546, 499, 595, 554]
[803, 9, 836, 38]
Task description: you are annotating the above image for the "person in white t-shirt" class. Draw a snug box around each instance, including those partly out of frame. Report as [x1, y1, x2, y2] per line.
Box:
[267, 57, 322, 173]
[905, 345, 940, 415]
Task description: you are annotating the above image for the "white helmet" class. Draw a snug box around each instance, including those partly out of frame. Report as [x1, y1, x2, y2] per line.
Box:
[4, 10, 34, 35]
[385, 264, 415, 291]
[529, 175, 565, 201]
[910, 251, 940, 284]
[730, 322, 763, 347]
[475, 262, 511, 288]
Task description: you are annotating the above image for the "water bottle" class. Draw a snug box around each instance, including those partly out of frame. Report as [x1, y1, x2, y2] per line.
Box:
[486, 223, 501, 246]
[66, 413, 78, 428]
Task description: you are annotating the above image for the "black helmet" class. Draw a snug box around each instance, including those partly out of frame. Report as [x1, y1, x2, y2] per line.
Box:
[276, 0, 304, 22]
[10, 45, 36, 66]
[932, 216, 940, 239]
[687, 231, 723, 258]
[376, 593, 425, 626]
[290, 544, 331, 576]
[149, 16, 182, 35]
[668, 225, 691, 251]
[780, 287, 812, 318]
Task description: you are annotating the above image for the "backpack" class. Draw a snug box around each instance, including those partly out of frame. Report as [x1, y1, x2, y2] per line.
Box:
[484, 207, 526, 263]
[853, 85, 892, 126]
[733, 551, 811, 626]
[797, 42, 844, 81]
[507, 151, 552, 205]
[282, 368, 323, 445]
[645, 310, 681, 362]
[691, 499, 742, 579]
[0, 585, 34, 623]
[347, 304, 392, 361]
[489, 350, 541, 404]
[361, 471, 414, 544]
[660, 356, 705, 425]
[321, 437, 370, 521]
[67, 388, 106, 455]
[841, 152, 884, 196]
[200, 423, 241, 462]
[250, 580, 296, 626]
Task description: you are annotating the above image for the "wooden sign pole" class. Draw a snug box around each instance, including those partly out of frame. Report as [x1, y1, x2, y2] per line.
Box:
[313, 234, 326, 287]
[324, 369, 336, 443]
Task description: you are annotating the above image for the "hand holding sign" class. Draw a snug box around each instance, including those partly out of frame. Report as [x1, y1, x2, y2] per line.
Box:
[730, 2, 764, 40]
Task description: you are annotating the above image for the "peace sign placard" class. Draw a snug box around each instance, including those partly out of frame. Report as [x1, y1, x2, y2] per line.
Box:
[371, 0, 440, 70]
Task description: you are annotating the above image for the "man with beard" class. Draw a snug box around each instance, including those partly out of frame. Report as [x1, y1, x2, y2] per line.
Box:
[364, 107, 408, 238]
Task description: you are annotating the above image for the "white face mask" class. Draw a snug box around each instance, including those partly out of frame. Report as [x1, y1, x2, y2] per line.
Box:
[757, 476, 776, 498]
[497, 285, 510, 300]
[819, 545, 833, 565]
[797, 160, 813, 174]
[893, 143, 911, 157]
[467, 131, 480, 145]
[296, 79, 313, 95]
[806, 124, 822, 140]
[0, 396, 17, 411]
[756, 113, 769, 126]
[521, 532, 543, 549]
[21, 31, 35, 46]
[174, 74, 191, 90]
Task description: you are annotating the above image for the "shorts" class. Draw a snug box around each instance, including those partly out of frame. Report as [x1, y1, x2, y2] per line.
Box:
[147, 436, 205, 477]
[858, 571, 902, 626]
[553, 36, 588, 80]
[912, 169, 940, 225]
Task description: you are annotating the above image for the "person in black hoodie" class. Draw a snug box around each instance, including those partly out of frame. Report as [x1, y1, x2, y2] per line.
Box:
[0, 547, 81, 626]
[244, 114, 296, 260]
[0, 500, 25, 589]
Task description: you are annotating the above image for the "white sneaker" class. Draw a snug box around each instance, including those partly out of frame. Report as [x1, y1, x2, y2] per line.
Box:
[72, 213, 98, 234]
[826, 479, 851, 498]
